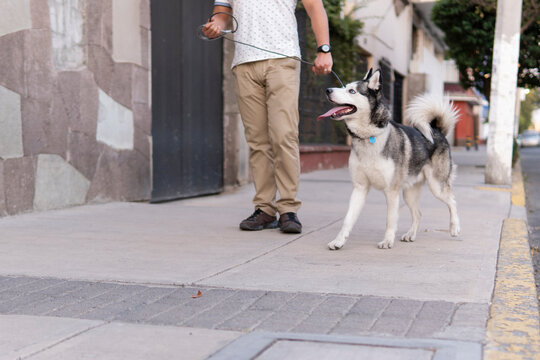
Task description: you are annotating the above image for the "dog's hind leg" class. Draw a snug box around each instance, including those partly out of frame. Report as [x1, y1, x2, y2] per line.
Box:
[401, 181, 423, 242]
[328, 185, 369, 250]
[425, 168, 460, 237]
[378, 189, 400, 249]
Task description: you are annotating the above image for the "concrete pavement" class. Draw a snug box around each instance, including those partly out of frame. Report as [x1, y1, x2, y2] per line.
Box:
[0, 147, 538, 359]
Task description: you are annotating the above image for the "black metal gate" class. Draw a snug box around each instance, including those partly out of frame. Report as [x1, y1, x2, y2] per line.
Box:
[150, 0, 223, 202]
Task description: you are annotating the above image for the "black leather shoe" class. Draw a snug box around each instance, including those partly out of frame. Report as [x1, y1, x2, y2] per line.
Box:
[239, 209, 278, 231]
[278, 212, 302, 233]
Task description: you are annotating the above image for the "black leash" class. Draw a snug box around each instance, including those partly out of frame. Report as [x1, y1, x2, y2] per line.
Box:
[198, 12, 345, 88]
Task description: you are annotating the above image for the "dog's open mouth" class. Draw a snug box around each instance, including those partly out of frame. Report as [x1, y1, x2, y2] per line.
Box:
[317, 105, 357, 121]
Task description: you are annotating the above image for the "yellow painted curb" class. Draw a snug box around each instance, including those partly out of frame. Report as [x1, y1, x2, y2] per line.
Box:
[484, 164, 540, 359]
[512, 163, 526, 207]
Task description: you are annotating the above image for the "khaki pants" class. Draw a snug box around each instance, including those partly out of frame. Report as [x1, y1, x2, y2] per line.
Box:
[233, 58, 301, 216]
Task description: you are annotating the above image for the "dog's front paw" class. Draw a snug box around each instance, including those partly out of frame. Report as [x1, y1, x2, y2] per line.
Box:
[400, 230, 416, 242]
[328, 238, 346, 250]
[377, 237, 394, 249]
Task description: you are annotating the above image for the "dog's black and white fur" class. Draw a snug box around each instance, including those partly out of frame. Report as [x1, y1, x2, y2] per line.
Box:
[319, 68, 460, 250]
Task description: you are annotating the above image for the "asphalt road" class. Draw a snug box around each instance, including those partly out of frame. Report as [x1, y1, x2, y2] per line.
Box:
[520, 146, 540, 299]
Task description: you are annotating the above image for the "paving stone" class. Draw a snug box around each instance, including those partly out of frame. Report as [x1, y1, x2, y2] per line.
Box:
[407, 318, 449, 338]
[330, 313, 378, 335]
[60, 285, 148, 318]
[0, 278, 63, 298]
[291, 314, 341, 334]
[248, 291, 296, 311]
[370, 315, 414, 336]
[38, 280, 100, 298]
[381, 299, 424, 318]
[0, 278, 69, 313]
[290, 296, 358, 334]
[182, 290, 265, 328]
[216, 309, 273, 331]
[416, 301, 455, 321]
[0, 275, 485, 343]
[0, 277, 39, 292]
[10, 293, 90, 316]
[83, 286, 177, 321]
[348, 295, 391, 315]
[254, 309, 309, 332]
[312, 295, 358, 316]
[279, 293, 326, 313]
[116, 287, 195, 322]
[147, 288, 237, 326]
[0, 289, 50, 313]
[450, 303, 489, 328]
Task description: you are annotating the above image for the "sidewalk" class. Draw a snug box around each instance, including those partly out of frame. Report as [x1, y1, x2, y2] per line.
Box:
[0, 147, 538, 359]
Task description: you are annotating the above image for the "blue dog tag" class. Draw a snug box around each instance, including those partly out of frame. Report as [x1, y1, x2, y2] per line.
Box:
[369, 136, 376, 144]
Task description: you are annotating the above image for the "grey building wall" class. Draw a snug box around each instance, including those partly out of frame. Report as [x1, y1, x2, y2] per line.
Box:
[0, 0, 151, 217]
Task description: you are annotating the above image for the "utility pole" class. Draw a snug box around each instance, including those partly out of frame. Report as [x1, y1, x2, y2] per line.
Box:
[485, 0, 523, 185]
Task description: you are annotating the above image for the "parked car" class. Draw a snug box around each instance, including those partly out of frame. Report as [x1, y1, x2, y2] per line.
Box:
[517, 130, 540, 147]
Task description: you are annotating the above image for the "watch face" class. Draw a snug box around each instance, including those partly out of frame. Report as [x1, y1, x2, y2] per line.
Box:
[321, 44, 330, 52]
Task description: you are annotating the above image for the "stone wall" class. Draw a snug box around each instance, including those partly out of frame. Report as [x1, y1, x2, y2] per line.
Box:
[0, 0, 151, 217]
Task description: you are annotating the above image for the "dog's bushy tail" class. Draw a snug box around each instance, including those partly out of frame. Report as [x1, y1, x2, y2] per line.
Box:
[405, 95, 459, 143]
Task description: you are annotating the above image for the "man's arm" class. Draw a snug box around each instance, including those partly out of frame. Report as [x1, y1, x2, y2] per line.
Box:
[302, 0, 333, 75]
[202, 5, 232, 39]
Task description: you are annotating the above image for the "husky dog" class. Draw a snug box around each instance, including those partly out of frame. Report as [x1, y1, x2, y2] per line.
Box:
[318, 68, 460, 250]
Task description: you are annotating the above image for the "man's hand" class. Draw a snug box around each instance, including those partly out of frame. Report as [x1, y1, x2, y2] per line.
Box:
[202, 17, 226, 39]
[312, 52, 333, 75]
[201, 7, 231, 39]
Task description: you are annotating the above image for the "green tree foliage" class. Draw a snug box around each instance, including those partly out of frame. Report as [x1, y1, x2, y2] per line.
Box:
[519, 88, 540, 132]
[298, 0, 364, 83]
[432, 0, 540, 99]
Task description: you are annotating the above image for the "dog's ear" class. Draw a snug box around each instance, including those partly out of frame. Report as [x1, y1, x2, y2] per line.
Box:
[363, 68, 373, 81]
[367, 70, 381, 91]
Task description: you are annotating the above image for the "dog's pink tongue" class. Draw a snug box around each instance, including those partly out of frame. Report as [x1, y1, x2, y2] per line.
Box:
[317, 106, 351, 121]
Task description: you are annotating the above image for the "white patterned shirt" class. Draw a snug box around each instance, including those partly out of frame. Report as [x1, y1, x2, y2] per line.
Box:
[214, 0, 301, 68]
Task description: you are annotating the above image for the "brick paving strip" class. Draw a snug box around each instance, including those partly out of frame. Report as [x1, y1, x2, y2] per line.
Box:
[0, 275, 488, 342]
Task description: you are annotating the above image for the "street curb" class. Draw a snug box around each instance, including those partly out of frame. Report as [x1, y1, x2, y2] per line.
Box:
[484, 162, 540, 359]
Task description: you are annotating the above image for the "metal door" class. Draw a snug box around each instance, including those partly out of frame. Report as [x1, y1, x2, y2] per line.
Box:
[151, 0, 223, 202]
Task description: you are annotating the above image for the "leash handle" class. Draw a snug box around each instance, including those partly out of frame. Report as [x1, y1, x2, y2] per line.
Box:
[198, 12, 238, 41]
[198, 27, 232, 41]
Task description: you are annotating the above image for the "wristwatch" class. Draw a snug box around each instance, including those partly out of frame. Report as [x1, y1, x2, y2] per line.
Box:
[317, 44, 331, 53]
